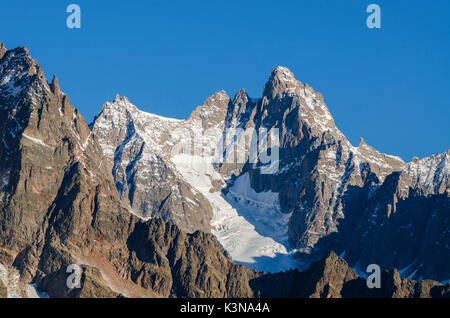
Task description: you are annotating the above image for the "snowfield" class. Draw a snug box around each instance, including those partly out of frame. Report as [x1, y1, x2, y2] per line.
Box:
[94, 95, 301, 273]
[172, 155, 299, 273]
[0, 263, 49, 298]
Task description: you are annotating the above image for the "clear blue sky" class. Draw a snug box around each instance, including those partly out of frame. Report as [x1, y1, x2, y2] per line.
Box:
[1, 0, 449, 161]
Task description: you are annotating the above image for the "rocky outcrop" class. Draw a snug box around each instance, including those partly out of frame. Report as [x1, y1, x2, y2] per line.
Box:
[126, 218, 257, 297]
[251, 251, 450, 298]
[0, 279, 6, 298]
[90, 95, 218, 233]
[0, 43, 448, 298]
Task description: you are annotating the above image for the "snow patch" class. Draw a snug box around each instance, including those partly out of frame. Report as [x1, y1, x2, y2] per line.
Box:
[22, 133, 53, 150]
[228, 173, 279, 209]
[26, 284, 50, 298]
[0, 263, 21, 298]
[0, 170, 10, 190]
[172, 156, 298, 273]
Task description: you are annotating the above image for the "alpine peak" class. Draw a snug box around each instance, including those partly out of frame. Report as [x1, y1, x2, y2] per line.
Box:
[113, 94, 130, 103]
[264, 66, 301, 99]
[206, 90, 229, 104]
[358, 137, 366, 147]
[233, 89, 250, 103]
[49, 75, 61, 95]
[271, 66, 295, 79]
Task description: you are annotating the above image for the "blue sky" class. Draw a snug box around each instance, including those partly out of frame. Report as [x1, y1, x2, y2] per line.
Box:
[0, 0, 449, 161]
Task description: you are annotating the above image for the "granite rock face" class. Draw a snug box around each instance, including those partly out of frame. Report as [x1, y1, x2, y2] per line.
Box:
[251, 251, 450, 298]
[0, 43, 128, 297]
[90, 95, 216, 233]
[92, 65, 449, 281]
[0, 43, 254, 298]
[239, 67, 449, 281]
[0, 43, 448, 298]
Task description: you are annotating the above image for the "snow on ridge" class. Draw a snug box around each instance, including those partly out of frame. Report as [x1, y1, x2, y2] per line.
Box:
[210, 90, 229, 103]
[404, 151, 449, 191]
[0, 263, 50, 298]
[107, 95, 183, 122]
[91, 75, 439, 274]
[0, 48, 37, 99]
[272, 66, 296, 82]
[22, 133, 53, 150]
[0, 63, 27, 98]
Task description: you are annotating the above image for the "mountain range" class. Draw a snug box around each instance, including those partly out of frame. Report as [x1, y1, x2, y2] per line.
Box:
[0, 42, 448, 298]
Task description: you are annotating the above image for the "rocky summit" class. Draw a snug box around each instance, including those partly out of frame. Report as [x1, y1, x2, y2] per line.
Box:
[0, 43, 448, 298]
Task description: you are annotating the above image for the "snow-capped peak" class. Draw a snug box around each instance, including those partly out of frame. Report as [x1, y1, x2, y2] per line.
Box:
[211, 90, 229, 102]
[200, 90, 230, 109]
[403, 149, 450, 195]
[271, 66, 296, 82]
[263, 66, 303, 100]
[0, 44, 58, 104]
[107, 95, 135, 111]
[113, 94, 130, 104]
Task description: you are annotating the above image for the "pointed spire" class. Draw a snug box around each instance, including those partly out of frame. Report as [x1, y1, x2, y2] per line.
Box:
[231, 89, 251, 112]
[0, 42, 6, 60]
[359, 137, 366, 147]
[204, 90, 230, 109]
[233, 89, 248, 101]
[50, 75, 61, 95]
[113, 94, 129, 103]
[263, 66, 300, 99]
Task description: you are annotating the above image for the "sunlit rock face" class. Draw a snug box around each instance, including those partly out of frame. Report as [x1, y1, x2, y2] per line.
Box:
[92, 64, 448, 281]
[1, 41, 447, 299]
